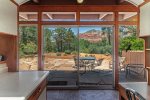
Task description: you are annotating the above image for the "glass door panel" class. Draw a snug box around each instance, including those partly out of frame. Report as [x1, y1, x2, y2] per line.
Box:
[118, 25, 146, 82]
[19, 25, 38, 71]
[42, 26, 78, 87]
[78, 26, 114, 88]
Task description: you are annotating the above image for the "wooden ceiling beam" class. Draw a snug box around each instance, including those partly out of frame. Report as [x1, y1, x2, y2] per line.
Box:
[19, 5, 139, 12]
[19, 14, 29, 21]
[119, 0, 148, 6]
[139, 0, 150, 7]
[123, 14, 134, 20]
[99, 14, 108, 20]
[118, 12, 137, 21]
[45, 13, 53, 19]
[10, 0, 19, 6]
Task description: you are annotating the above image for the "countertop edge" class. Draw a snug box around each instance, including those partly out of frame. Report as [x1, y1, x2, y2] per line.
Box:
[25, 71, 49, 100]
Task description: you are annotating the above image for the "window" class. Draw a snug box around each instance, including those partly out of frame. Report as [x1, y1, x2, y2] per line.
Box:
[19, 12, 38, 21]
[119, 12, 138, 22]
[80, 12, 114, 22]
[42, 12, 76, 21]
[119, 25, 145, 83]
[19, 25, 38, 70]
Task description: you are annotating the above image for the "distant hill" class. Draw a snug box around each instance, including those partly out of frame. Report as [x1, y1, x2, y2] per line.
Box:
[85, 29, 99, 33]
[79, 29, 107, 43]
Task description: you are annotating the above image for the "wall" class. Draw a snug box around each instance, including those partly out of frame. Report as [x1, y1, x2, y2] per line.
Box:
[0, 34, 18, 72]
[0, 0, 18, 71]
[0, 0, 17, 35]
[140, 2, 150, 36]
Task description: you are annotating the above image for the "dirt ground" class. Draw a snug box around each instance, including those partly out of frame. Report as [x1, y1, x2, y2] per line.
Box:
[19, 53, 112, 71]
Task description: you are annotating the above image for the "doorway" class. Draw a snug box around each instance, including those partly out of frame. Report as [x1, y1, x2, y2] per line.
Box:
[42, 25, 115, 89]
[78, 26, 115, 89]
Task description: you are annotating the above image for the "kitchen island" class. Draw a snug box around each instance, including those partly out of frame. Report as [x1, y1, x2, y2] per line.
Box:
[0, 71, 49, 100]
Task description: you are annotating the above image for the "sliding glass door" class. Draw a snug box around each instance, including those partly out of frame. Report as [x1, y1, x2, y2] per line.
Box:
[19, 25, 38, 71]
[118, 25, 145, 82]
[42, 26, 79, 87]
[78, 26, 114, 88]
[42, 25, 114, 88]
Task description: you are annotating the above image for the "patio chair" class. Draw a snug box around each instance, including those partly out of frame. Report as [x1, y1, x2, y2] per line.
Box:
[92, 58, 104, 71]
[126, 88, 145, 100]
[86, 58, 104, 72]
[119, 57, 126, 71]
[97, 58, 104, 66]
[73, 57, 84, 69]
[86, 59, 96, 70]
[84, 55, 97, 70]
[125, 64, 146, 78]
[109, 57, 126, 71]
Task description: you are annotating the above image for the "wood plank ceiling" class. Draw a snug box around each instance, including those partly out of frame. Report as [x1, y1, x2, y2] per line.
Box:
[15, 0, 145, 6]
[23, 0, 132, 5]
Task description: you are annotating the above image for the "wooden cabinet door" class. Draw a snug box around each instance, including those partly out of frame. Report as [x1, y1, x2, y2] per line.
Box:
[28, 79, 47, 100]
[140, 2, 150, 37]
[38, 88, 46, 100]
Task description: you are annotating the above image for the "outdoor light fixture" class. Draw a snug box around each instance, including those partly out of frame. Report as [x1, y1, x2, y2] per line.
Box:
[77, 0, 84, 4]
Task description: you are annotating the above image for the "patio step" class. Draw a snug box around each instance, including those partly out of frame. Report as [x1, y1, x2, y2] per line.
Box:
[47, 85, 78, 90]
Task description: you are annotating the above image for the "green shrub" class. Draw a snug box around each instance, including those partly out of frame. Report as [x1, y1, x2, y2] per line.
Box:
[19, 49, 25, 58]
[22, 42, 37, 55]
[71, 51, 78, 55]
[56, 52, 61, 56]
[82, 48, 90, 53]
[64, 50, 71, 54]
[119, 36, 144, 51]
[63, 53, 68, 56]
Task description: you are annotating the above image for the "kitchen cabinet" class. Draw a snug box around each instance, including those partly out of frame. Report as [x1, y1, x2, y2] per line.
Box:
[140, 2, 150, 37]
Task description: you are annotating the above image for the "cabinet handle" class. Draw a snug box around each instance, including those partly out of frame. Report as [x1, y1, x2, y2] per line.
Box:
[38, 88, 42, 93]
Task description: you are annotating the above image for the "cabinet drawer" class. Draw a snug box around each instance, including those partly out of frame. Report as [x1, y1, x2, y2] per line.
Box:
[28, 79, 47, 100]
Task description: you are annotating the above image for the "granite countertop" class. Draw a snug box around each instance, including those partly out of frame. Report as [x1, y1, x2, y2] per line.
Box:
[0, 71, 49, 100]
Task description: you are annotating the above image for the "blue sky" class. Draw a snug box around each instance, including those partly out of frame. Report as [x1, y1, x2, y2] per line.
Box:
[69, 26, 102, 34]
[46, 26, 102, 34]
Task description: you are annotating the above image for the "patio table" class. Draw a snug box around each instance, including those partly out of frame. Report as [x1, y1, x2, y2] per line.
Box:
[79, 57, 96, 60]
[78, 57, 96, 73]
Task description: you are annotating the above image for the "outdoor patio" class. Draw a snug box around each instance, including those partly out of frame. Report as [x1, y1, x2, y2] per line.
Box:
[19, 50, 146, 88]
[46, 70, 146, 88]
